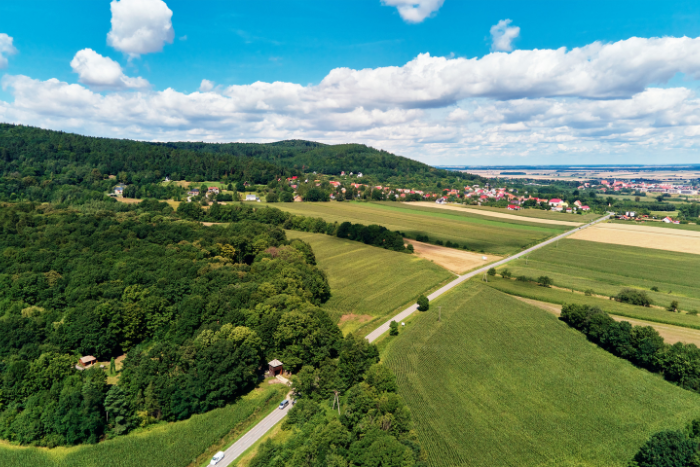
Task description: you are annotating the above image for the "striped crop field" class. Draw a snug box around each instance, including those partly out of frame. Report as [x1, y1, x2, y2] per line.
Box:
[495, 238, 700, 318]
[383, 283, 700, 467]
[272, 201, 569, 255]
[0, 385, 286, 467]
[455, 204, 601, 222]
[287, 231, 453, 335]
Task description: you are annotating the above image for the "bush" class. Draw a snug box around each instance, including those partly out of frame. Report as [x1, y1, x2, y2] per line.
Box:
[632, 430, 698, 467]
[417, 295, 429, 311]
[651, 286, 660, 292]
[615, 288, 653, 307]
[537, 276, 552, 287]
[668, 300, 680, 312]
[389, 321, 399, 336]
[500, 269, 512, 279]
[584, 289, 595, 296]
[487, 267, 496, 276]
[280, 191, 294, 202]
[690, 310, 699, 316]
[266, 191, 278, 203]
[434, 240, 444, 246]
[516, 275, 531, 282]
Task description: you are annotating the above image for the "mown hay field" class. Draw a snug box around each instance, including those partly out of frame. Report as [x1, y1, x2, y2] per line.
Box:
[463, 204, 601, 222]
[408, 201, 590, 225]
[570, 222, 700, 254]
[287, 231, 453, 335]
[497, 238, 700, 314]
[404, 239, 502, 274]
[383, 283, 700, 467]
[273, 201, 567, 255]
[0, 386, 286, 467]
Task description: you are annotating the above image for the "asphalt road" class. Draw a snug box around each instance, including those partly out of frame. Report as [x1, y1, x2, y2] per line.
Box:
[365, 213, 612, 343]
[215, 397, 292, 467]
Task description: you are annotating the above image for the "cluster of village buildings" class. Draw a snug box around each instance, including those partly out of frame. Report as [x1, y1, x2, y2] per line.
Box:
[586, 179, 698, 194]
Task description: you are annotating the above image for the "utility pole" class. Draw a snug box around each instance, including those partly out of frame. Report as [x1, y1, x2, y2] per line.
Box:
[332, 391, 340, 415]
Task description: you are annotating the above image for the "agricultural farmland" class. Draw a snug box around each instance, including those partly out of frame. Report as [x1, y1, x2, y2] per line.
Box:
[570, 222, 700, 254]
[409, 201, 591, 225]
[383, 283, 700, 467]
[494, 238, 700, 318]
[0, 385, 286, 467]
[272, 201, 568, 255]
[287, 231, 453, 334]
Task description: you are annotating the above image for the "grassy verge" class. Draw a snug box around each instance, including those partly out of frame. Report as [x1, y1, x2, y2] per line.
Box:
[384, 282, 700, 467]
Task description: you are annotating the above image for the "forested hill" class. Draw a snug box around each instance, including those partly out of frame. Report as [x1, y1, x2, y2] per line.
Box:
[0, 124, 481, 185]
[0, 124, 297, 185]
[164, 140, 464, 181]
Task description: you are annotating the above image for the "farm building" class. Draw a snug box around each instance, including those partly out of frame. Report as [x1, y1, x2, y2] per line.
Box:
[79, 356, 97, 368]
[268, 359, 284, 376]
[507, 204, 520, 210]
[245, 194, 260, 201]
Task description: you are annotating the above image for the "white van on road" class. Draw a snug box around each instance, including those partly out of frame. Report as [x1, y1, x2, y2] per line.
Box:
[210, 451, 225, 465]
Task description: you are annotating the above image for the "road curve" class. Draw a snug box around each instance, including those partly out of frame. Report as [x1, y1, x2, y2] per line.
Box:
[216, 397, 292, 467]
[365, 213, 612, 343]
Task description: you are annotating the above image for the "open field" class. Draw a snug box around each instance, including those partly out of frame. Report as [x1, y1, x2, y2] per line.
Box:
[0, 385, 286, 467]
[404, 239, 501, 274]
[515, 297, 700, 346]
[463, 167, 700, 181]
[408, 201, 584, 226]
[570, 222, 700, 254]
[452, 203, 600, 222]
[383, 283, 700, 467]
[115, 197, 142, 204]
[611, 219, 700, 232]
[273, 201, 567, 255]
[484, 276, 700, 329]
[286, 231, 453, 335]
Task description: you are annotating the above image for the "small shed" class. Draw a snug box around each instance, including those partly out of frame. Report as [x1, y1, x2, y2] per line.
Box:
[268, 359, 284, 376]
[80, 356, 97, 368]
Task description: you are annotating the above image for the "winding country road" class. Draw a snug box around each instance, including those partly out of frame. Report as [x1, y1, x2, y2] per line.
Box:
[211, 212, 612, 465]
[365, 212, 613, 342]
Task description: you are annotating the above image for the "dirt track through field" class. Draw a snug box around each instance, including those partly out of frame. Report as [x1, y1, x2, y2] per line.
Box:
[570, 222, 700, 255]
[409, 202, 583, 226]
[405, 239, 502, 274]
[515, 297, 700, 346]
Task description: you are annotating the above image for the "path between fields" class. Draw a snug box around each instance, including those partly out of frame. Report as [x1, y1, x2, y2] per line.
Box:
[365, 213, 612, 343]
[514, 297, 700, 346]
[407, 201, 584, 226]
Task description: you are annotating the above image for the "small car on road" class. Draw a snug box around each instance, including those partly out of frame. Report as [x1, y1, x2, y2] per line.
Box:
[210, 451, 225, 465]
[279, 399, 289, 410]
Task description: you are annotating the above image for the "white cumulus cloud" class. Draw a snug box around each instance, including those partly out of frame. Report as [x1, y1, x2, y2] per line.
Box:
[490, 19, 520, 52]
[0, 33, 17, 69]
[70, 49, 149, 90]
[4, 35, 700, 163]
[382, 0, 445, 24]
[199, 79, 215, 92]
[107, 0, 174, 58]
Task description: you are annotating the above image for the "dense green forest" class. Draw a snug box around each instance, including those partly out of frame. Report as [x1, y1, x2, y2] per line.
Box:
[0, 202, 347, 447]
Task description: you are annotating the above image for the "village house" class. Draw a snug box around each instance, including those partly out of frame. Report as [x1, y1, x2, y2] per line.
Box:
[245, 194, 260, 202]
[79, 356, 97, 368]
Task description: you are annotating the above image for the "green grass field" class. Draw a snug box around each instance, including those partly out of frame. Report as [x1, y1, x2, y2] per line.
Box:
[458, 204, 600, 222]
[383, 283, 700, 467]
[287, 231, 453, 335]
[495, 239, 700, 314]
[0, 385, 286, 467]
[273, 201, 568, 255]
[484, 277, 700, 330]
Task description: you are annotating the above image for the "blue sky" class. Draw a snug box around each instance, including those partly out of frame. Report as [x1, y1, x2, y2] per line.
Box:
[2, 0, 700, 165]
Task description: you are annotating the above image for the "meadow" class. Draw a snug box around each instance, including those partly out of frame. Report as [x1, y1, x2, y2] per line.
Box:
[273, 201, 568, 255]
[383, 283, 700, 467]
[286, 231, 453, 335]
[0, 386, 286, 467]
[498, 238, 700, 313]
[484, 277, 700, 330]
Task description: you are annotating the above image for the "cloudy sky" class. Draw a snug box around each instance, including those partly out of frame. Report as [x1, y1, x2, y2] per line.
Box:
[2, 1, 700, 165]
